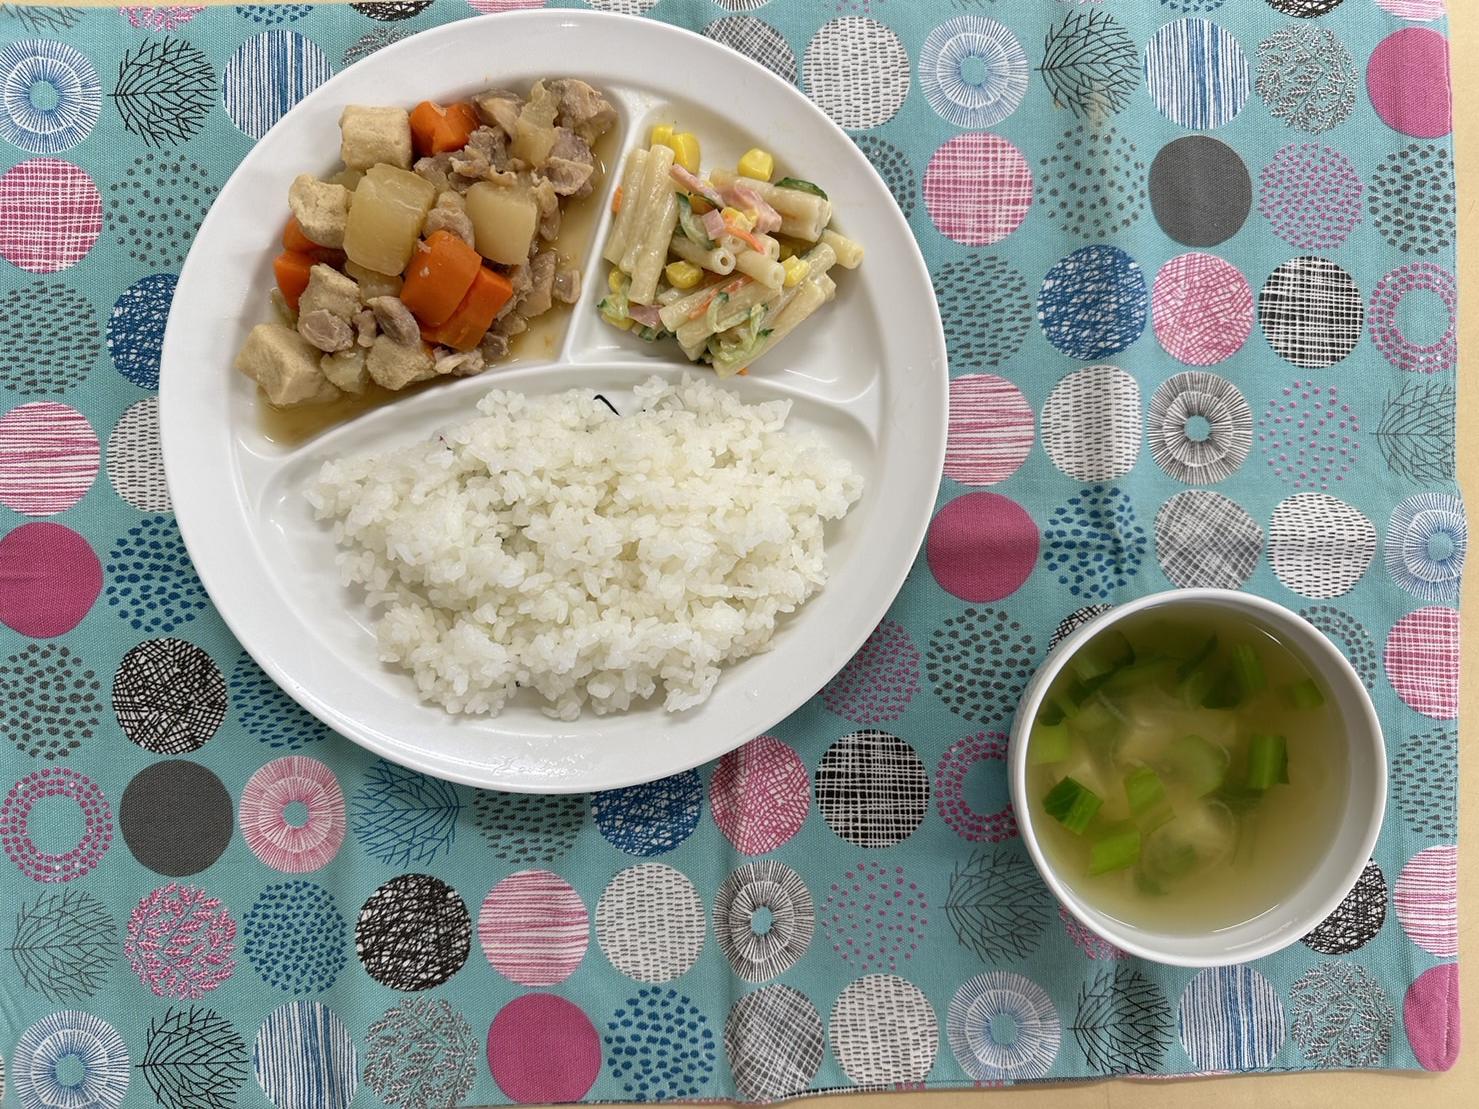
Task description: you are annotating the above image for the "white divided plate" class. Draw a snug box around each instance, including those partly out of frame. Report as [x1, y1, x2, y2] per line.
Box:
[160, 11, 947, 792]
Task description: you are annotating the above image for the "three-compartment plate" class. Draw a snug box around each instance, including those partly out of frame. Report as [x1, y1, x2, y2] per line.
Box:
[160, 11, 948, 792]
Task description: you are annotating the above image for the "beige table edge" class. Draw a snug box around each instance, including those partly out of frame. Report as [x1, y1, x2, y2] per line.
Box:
[50, 0, 1474, 1104]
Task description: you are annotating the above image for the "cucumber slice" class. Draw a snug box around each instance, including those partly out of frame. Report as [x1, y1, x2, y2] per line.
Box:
[1123, 766, 1167, 815]
[1088, 823, 1142, 876]
[1028, 721, 1072, 765]
[775, 176, 828, 199]
[1043, 776, 1102, 835]
[1231, 643, 1266, 696]
[1166, 734, 1229, 797]
[1286, 677, 1325, 710]
[1246, 733, 1288, 789]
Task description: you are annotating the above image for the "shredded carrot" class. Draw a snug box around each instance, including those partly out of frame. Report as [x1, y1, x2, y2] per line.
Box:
[611, 186, 623, 215]
[420, 266, 515, 351]
[724, 220, 767, 254]
[400, 230, 483, 327]
[737, 368, 749, 376]
[689, 196, 713, 215]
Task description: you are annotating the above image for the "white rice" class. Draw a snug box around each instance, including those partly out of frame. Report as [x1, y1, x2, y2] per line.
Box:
[307, 375, 863, 718]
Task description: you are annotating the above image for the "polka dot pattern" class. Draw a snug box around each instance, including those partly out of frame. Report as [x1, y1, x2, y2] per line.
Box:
[804, 18, 909, 130]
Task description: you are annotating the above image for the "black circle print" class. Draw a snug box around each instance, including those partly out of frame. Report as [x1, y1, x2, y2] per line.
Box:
[1258, 257, 1363, 369]
[351, 1, 431, 20]
[925, 607, 1038, 725]
[1301, 859, 1386, 955]
[1149, 136, 1251, 248]
[356, 874, 470, 991]
[113, 638, 228, 754]
[1, 643, 102, 760]
[815, 731, 928, 848]
[1268, 0, 1344, 15]
[119, 760, 233, 877]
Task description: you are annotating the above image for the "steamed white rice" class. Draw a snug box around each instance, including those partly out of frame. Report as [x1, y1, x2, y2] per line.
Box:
[307, 375, 863, 718]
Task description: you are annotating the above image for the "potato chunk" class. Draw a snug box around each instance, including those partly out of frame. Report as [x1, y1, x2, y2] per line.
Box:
[343, 164, 436, 275]
[235, 323, 342, 405]
[340, 106, 413, 171]
[344, 260, 403, 300]
[465, 181, 537, 265]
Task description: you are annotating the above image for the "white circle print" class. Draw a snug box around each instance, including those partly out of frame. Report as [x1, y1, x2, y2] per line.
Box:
[804, 18, 910, 130]
[596, 863, 705, 983]
[829, 974, 938, 1085]
[1041, 365, 1142, 482]
[918, 16, 1028, 129]
[947, 971, 1061, 1082]
[1269, 492, 1375, 599]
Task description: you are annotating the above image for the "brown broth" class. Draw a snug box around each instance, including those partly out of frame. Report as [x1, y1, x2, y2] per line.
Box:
[256, 122, 617, 447]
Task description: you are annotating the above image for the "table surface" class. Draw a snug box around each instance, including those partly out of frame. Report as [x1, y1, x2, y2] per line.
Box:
[44, 1, 1477, 1104]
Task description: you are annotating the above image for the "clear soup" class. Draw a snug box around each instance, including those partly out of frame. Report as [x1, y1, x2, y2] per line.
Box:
[1026, 605, 1348, 934]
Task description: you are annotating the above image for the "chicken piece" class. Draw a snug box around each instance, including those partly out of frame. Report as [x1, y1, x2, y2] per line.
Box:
[297, 309, 355, 353]
[299, 264, 361, 321]
[472, 90, 522, 139]
[352, 308, 378, 348]
[433, 346, 485, 377]
[366, 335, 436, 389]
[493, 312, 528, 340]
[235, 323, 342, 406]
[367, 296, 421, 346]
[321, 347, 370, 394]
[340, 105, 413, 171]
[465, 127, 509, 171]
[450, 144, 490, 180]
[532, 177, 560, 242]
[550, 78, 617, 145]
[287, 174, 350, 248]
[478, 329, 510, 362]
[498, 262, 531, 320]
[543, 128, 595, 197]
[423, 191, 475, 246]
[552, 259, 581, 305]
[413, 152, 453, 192]
[517, 250, 557, 318]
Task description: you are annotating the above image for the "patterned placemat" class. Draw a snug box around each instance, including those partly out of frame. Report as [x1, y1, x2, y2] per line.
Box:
[0, 1, 1463, 1106]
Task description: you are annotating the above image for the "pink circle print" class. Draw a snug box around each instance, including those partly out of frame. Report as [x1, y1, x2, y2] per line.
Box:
[1405, 963, 1460, 1073]
[1395, 844, 1457, 957]
[487, 994, 601, 1103]
[927, 492, 1038, 603]
[945, 374, 1034, 486]
[1385, 606, 1459, 719]
[924, 133, 1032, 246]
[710, 735, 810, 855]
[821, 619, 920, 725]
[1368, 29, 1451, 138]
[1, 767, 112, 882]
[1377, 0, 1446, 20]
[122, 6, 205, 31]
[1259, 144, 1364, 252]
[0, 159, 102, 273]
[126, 883, 236, 998]
[1060, 905, 1126, 961]
[478, 869, 589, 986]
[1152, 253, 1253, 366]
[821, 861, 927, 972]
[1368, 263, 1457, 374]
[239, 756, 345, 873]
[934, 733, 1017, 843]
[0, 403, 99, 516]
[0, 522, 103, 637]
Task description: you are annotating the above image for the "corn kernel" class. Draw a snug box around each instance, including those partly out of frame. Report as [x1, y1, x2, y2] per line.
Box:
[668, 131, 701, 174]
[607, 268, 626, 294]
[665, 260, 703, 290]
[737, 148, 774, 181]
[650, 123, 674, 149]
[608, 315, 635, 331]
[782, 256, 810, 288]
[721, 206, 755, 231]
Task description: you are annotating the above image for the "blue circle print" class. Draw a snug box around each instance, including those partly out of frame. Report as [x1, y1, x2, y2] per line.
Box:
[606, 987, 717, 1101]
[594, 770, 702, 857]
[223, 30, 332, 140]
[1037, 246, 1148, 360]
[1386, 492, 1466, 604]
[13, 1010, 131, 1109]
[0, 38, 101, 154]
[1043, 485, 1147, 599]
[244, 881, 348, 993]
[231, 649, 331, 749]
[236, 3, 312, 22]
[105, 515, 211, 633]
[107, 273, 176, 389]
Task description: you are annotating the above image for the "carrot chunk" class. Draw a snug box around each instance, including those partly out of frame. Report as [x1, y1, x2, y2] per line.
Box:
[409, 100, 480, 158]
[421, 266, 514, 351]
[273, 250, 315, 311]
[399, 230, 483, 326]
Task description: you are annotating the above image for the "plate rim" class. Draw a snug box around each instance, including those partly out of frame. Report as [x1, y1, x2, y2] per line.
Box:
[160, 9, 948, 792]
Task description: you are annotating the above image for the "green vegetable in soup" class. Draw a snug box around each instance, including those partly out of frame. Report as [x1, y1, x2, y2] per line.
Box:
[1088, 823, 1141, 876]
[1043, 776, 1101, 835]
[1123, 765, 1167, 815]
[1029, 721, 1071, 765]
[1246, 733, 1289, 790]
[1166, 734, 1228, 797]
[1286, 677, 1325, 710]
